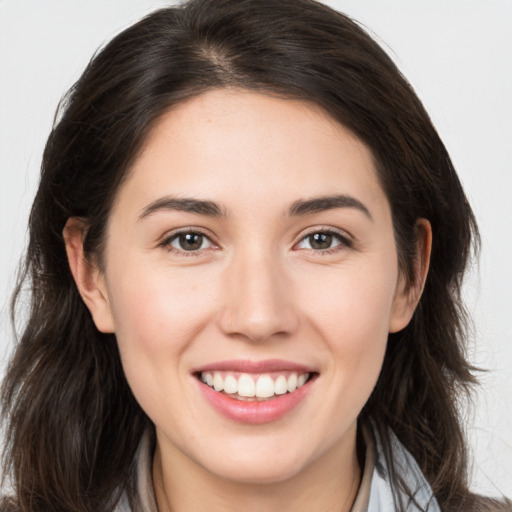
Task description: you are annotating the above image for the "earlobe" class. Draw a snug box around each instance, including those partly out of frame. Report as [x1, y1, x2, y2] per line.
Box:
[63, 218, 115, 333]
[389, 219, 432, 333]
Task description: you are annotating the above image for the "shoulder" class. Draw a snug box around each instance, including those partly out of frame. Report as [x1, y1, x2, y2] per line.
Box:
[367, 421, 512, 512]
[370, 424, 441, 511]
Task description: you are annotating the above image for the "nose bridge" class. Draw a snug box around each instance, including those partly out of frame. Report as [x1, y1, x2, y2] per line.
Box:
[218, 243, 298, 342]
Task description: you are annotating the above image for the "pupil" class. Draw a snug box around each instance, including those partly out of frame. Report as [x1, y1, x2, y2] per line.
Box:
[310, 233, 332, 250]
[180, 233, 202, 250]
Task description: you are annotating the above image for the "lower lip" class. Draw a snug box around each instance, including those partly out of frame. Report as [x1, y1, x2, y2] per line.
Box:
[197, 378, 315, 425]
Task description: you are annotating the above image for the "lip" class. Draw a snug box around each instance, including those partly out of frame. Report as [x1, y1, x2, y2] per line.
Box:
[194, 358, 317, 374]
[194, 359, 318, 425]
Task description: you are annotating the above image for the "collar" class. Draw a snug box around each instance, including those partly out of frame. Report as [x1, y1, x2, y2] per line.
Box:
[365, 421, 441, 512]
[117, 421, 440, 512]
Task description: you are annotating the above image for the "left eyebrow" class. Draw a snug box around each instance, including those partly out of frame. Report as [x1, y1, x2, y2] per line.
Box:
[138, 196, 226, 220]
[288, 194, 373, 220]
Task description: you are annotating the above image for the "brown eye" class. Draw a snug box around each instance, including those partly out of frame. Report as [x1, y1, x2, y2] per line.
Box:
[295, 230, 349, 252]
[167, 232, 212, 252]
[308, 232, 333, 250]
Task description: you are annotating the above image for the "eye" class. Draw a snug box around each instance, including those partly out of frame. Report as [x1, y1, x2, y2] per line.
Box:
[163, 231, 214, 253]
[295, 230, 351, 252]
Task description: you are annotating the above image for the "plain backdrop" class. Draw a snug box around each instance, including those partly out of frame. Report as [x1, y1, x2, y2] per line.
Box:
[1, 0, 511, 499]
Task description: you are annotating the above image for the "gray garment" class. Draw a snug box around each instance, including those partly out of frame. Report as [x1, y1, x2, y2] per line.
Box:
[366, 424, 441, 512]
[116, 423, 440, 512]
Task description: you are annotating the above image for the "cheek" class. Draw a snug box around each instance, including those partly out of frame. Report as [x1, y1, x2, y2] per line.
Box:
[306, 259, 397, 342]
[107, 258, 211, 345]
[104, 260, 215, 397]
[301, 258, 397, 391]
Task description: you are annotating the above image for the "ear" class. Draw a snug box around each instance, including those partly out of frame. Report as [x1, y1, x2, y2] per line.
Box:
[63, 218, 115, 333]
[389, 219, 432, 333]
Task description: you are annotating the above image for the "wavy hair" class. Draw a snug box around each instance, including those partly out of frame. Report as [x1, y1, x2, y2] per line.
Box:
[1, 0, 498, 510]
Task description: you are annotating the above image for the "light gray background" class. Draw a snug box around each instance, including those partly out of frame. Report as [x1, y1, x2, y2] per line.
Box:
[1, 0, 511, 498]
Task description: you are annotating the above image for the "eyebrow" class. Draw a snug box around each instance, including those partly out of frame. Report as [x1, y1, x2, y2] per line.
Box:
[138, 196, 226, 220]
[138, 193, 372, 221]
[288, 194, 373, 220]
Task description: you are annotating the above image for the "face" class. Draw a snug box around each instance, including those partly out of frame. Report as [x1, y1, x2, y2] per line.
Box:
[72, 89, 421, 485]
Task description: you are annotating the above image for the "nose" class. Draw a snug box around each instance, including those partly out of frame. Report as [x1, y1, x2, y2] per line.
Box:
[217, 249, 299, 343]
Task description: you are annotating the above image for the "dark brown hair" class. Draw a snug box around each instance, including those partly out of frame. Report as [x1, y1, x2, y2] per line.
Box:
[1, 0, 502, 510]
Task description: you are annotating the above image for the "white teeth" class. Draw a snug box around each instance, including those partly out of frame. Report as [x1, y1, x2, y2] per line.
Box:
[224, 375, 238, 394]
[274, 375, 288, 395]
[200, 371, 311, 398]
[238, 374, 256, 397]
[255, 375, 274, 398]
[287, 373, 297, 392]
[213, 372, 224, 392]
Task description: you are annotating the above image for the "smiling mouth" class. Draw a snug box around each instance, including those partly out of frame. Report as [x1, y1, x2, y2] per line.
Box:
[196, 371, 315, 401]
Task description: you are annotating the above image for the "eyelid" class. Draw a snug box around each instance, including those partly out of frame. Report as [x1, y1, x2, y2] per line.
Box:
[293, 226, 354, 252]
[158, 227, 219, 256]
[157, 225, 353, 256]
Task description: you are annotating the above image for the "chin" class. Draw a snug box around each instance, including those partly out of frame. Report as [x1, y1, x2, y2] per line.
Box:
[206, 458, 308, 485]
[191, 439, 313, 485]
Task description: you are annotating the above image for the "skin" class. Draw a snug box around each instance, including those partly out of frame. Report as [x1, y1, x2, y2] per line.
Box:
[64, 89, 431, 512]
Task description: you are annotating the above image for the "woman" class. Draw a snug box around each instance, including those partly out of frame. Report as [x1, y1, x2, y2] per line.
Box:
[1, 0, 509, 510]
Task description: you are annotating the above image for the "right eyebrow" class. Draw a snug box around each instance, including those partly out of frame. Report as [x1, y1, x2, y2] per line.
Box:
[138, 196, 226, 220]
[288, 194, 373, 220]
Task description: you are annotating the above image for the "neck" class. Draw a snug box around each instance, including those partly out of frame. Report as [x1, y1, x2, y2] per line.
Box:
[152, 425, 362, 512]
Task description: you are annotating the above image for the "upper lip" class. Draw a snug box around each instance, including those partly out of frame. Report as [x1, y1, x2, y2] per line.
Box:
[193, 359, 317, 374]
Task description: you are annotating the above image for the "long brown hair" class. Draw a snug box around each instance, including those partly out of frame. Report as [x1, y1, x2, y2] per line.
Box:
[0, 0, 500, 510]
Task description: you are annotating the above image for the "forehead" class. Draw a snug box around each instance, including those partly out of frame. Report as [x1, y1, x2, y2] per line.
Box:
[115, 89, 388, 219]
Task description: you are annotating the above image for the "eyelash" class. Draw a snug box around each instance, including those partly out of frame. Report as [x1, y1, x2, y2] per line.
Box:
[159, 229, 217, 257]
[294, 228, 353, 255]
[159, 227, 353, 257]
